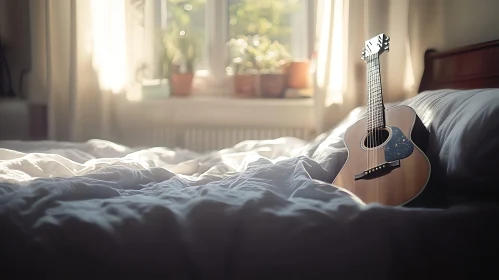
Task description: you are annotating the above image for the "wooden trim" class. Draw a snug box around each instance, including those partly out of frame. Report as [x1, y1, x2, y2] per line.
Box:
[418, 39, 499, 93]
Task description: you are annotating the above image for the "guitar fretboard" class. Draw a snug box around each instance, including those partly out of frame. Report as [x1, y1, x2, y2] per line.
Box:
[366, 53, 385, 130]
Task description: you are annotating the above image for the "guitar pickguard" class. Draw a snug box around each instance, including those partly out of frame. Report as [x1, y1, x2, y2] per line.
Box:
[384, 126, 413, 162]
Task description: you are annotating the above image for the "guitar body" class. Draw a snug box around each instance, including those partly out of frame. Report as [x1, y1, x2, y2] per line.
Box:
[333, 105, 431, 206]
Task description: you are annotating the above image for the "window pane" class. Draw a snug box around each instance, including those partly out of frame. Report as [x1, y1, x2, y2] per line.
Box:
[228, 0, 308, 59]
[161, 0, 208, 74]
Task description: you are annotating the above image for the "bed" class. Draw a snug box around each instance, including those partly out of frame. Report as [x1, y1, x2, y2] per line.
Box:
[1, 40, 499, 279]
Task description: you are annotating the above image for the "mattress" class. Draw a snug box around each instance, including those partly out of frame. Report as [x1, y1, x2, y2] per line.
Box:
[1, 89, 499, 279]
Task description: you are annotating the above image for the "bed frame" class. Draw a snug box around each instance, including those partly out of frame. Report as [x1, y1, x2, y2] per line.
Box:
[415, 39, 499, 207]
[419, 39, 499, 92]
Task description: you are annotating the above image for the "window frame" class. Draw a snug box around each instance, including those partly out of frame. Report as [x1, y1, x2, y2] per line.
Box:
[147, 0, 317, 96]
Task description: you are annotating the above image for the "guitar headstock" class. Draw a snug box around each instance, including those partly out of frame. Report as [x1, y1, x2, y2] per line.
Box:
[361, 33, 390, 60]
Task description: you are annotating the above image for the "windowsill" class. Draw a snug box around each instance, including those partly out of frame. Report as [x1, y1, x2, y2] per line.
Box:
[114, 94, 315, 128]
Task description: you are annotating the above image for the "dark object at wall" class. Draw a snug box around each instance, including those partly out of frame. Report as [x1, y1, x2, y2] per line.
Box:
[0, 0, 32, 99]
[0, 43, 16, 98]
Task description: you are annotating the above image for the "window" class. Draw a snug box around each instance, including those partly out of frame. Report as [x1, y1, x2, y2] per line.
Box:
[162, 0, 208, 71]
[136, 0, 315, 98]
[228, 0, 311, 60]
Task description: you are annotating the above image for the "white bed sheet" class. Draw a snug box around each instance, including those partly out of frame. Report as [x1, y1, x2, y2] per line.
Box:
[0, 134, 364, 278]
[2, 88, 499, 278]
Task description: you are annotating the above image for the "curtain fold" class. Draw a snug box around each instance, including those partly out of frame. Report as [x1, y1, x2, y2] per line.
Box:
[33, 0, 130, 141]
[314, 0, 445, 133]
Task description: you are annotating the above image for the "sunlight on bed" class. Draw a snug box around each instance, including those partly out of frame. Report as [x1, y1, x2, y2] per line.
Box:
[218, 138, 306, 171]
[419, 108, 434, 128]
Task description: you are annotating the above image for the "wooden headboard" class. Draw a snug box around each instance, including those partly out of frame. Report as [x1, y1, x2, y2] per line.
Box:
[418, 39, 499, 92]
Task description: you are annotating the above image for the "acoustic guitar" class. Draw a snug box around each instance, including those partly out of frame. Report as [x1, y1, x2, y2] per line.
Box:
[333, 33, 431, 206]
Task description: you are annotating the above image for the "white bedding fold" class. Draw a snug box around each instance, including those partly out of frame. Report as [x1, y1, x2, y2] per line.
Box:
[0, 137, 310, 183]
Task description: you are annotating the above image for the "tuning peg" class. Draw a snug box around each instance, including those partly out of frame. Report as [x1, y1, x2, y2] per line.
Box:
[385, 36, 390, 42]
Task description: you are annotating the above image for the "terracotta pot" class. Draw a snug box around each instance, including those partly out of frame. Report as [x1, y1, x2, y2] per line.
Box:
[287, 60, 310, 89]
[259, 73, 287, 98]
[171, 73, 194, 97]
[234, 74, 258, 97]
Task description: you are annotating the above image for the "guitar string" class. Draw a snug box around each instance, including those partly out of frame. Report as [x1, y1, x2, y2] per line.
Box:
[373, 54, 377, 173]
[375, 53, 380, 202]
[370, 55, 375, 171]
[372, 57, 376, 168]
[367, 55, 372, 171]
[377, 54, 381, 162]
[374, 53, 379, 172]
[371, 54, 379, 201]
[371, 55, 376, 171]
[366, 57, 371, 170]
[365, 53, 371, 170]
[371, 56, 375, 171]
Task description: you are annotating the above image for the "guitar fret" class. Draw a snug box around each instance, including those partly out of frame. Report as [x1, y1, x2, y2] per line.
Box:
[366, 53, 385, 130]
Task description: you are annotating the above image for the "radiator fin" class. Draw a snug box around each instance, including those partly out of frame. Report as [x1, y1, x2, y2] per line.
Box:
[120, 127, 314, 152]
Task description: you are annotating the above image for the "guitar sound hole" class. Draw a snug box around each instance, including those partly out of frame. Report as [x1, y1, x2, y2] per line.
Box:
[364, 128, 390, 148]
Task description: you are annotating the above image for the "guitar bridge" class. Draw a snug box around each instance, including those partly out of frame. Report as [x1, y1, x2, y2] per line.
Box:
[354, 160, 400, 180]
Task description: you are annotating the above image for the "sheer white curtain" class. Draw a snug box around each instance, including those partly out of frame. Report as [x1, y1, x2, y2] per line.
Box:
[30, 0, 130, 141]
[313, 0, 445, 132]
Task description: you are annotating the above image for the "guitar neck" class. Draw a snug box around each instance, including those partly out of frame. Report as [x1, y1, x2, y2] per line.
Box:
[366, 53, 385, 130]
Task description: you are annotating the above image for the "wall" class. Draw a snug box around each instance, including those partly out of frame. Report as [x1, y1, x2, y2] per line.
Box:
[27, 0, 49, 104]
[5, 0, 499, 122]
[0, 0, 31, 99]
[442, 0, 499, 49]
[320, 0, 499, 132]
[0, 0, 49, 104]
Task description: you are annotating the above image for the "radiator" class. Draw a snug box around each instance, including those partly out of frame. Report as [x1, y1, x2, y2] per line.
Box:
[120, 126, 314, 152]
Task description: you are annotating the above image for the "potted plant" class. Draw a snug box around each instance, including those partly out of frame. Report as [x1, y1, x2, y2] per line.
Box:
[227, 36, 260, 97]
[287, 59, 310, 89]
[254, 36, 292, 98]
[163, 30, 199, 97]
